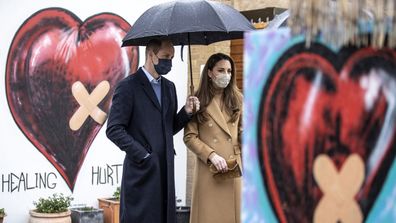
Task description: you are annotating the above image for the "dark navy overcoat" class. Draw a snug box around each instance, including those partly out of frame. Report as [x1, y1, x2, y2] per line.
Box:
[106, 68, 190, 223]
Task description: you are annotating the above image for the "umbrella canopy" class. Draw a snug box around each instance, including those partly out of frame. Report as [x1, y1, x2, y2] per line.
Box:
[122, 0, 254, 46]
[122, 0, 254, 97]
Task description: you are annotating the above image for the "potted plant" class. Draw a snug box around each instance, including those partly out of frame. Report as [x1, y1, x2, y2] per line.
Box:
[176, 197, 190, 223]
[70, 206, 104, 223]
[98, 187, 120, 223]
[113, 187, 120, 200]
[29, 193, 73, 223]
[0, 208, 6, 223]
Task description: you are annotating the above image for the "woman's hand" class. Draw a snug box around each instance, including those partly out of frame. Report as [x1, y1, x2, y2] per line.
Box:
[209, 153, 228, 172]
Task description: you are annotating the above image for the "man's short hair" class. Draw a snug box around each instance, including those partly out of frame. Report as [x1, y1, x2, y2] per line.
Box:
[145, 39, 162, 56]
[145, 39, 173, 57]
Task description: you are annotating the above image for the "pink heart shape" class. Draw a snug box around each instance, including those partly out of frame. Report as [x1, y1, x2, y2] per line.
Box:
[6, 8, 139, 190]
[258, 43, 396, 222]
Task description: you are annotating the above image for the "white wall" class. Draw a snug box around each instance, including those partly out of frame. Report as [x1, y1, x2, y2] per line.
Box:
[0, 1, 188, 222]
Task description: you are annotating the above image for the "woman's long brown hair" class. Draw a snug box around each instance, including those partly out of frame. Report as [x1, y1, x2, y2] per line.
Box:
[195, 53, 242, 124]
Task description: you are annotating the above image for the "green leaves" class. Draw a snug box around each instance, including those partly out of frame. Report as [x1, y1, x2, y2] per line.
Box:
[78, 206, 94, 211]
[0, 208, 5, 216]
[113, 187, 120, 200]
[33, 193, 73, 213]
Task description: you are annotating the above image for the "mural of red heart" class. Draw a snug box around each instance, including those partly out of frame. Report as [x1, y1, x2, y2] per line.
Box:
[6, 8, 139, 191]
[258, 43, 396, 222]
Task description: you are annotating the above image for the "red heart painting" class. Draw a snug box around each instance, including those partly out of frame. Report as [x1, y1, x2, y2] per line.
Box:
[6, 8, 139, 191]
[258, 43, 396, 222]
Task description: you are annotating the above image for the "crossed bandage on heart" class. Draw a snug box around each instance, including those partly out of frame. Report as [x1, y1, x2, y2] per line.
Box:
[313, 154, 365, 223]
[69, 81, 110, 131]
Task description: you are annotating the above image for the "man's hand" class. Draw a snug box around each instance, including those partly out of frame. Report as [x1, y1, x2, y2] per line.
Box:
[185, 96, 200, 114]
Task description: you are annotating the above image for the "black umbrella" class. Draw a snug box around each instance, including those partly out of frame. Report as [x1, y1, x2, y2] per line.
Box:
[122, 0, 254, 94]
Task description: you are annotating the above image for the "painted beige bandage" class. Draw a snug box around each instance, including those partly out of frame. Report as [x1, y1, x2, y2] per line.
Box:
[313, 154, 364, 223]
[69, 81, 110, 131]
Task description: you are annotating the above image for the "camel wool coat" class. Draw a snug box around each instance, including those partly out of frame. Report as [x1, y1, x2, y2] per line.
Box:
[184, 96, 242, 223]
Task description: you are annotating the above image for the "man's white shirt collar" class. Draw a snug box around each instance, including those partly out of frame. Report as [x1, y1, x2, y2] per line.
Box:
[142, 66, 161, 84]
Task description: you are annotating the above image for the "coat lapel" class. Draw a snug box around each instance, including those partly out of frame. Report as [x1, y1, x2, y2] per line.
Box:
[161, 79, 171, 115]
[206, 99, 231, 136]
[137, 69, 161, 111]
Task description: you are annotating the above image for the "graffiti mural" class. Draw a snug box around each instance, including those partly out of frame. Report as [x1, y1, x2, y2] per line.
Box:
[5, 7, 139, 191]
[243, 29, 396, 223]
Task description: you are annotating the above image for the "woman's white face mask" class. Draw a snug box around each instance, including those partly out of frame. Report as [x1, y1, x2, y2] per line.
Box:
[213, 73, 231, 88]
[210, 59, 232, 89]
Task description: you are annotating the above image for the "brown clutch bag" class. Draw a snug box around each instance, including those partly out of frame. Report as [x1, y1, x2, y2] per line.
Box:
[209, 158, 242, 180]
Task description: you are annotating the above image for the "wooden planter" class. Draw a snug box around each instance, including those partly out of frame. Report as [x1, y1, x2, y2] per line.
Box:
[29, 210, 71, 223]
[98, 198, 119, 223]
[0, 215, 4, 223]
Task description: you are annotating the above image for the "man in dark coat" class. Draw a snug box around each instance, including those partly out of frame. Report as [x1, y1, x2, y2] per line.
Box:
[106, 39, 199, 223]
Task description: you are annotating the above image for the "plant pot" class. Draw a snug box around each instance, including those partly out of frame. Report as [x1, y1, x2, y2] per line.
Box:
[70, 207, 103, 223]
[98, 198, 119, 223]
[29, 210, 71, 223]
[0, 216, 4, 223]
[176, 206, 190, 223]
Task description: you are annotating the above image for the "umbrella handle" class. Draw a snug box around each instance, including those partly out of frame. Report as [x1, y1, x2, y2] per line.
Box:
[190, 85, 195, 96]
[190, 85, 196, 113]
[188, 33, 196, 113]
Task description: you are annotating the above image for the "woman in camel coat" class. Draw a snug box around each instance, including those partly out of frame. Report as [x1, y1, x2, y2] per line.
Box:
[184, 53, 243, 223]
